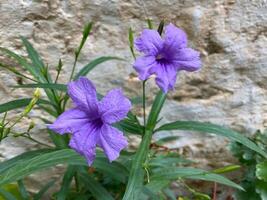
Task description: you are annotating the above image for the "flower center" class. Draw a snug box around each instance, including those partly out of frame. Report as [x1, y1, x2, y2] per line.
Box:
[91, 117, 104, 128]
[156, 53, 169, 64]
[156, 53, 164, 60]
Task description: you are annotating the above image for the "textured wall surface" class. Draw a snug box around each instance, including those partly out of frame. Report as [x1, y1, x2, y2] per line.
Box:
[0, 0, 267, 193]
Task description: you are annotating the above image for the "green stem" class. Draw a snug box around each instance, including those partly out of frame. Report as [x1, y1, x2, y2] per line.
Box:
[122, 129, 153, 200]
[69, 56, 78, 82]
[142, 80, 146, 132]
[123, 90, 166, 200]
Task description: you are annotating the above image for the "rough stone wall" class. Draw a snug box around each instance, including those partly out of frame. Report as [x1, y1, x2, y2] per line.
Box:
[0, 0, 267, 192]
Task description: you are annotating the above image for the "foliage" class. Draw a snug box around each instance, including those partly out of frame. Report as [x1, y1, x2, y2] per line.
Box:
[0, 20, 264, 200]
[230, 130, 267, 200]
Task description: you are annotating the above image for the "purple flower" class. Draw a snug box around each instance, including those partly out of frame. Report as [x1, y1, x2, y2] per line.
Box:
[134, 23, 201, 93]
[48, 77, 131, 165]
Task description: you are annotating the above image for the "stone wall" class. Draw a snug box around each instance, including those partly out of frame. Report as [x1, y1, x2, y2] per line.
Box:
[0, 0, 267, 192]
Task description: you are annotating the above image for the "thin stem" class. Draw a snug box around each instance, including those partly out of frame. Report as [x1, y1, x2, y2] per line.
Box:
[69, 56, 78, 81]
[55, 70, 60, 84]
[12, 131, 52, 148]
[212, 182, 217, 200]
[22, 135, 53, 148]
[142, 80, 147, 133]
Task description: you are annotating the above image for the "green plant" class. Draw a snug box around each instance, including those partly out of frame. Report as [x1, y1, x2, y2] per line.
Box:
[0, 20, 265, 200]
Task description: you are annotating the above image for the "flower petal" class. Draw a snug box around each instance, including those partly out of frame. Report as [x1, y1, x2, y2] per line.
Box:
[98, 124, 128, 162]
[69, 122, 99, 165]
[67, 77, 98, 114]
[48, 108, 89, 135]
[163, 23, 187, 51]
[173, 48, 201, 71]
[133, 55, 157, 80]
[98, 89, 131, 124]
[135, 29, 163, 55]
[153, 63, 177, 93]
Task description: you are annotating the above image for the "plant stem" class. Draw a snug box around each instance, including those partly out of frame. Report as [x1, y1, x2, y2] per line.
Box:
[122, 129, 153, 200]
[21, 134, 52, 148]
[69, 56, 78, 81]
[142, 80, 147, 132]
[123, 91, 166, 200]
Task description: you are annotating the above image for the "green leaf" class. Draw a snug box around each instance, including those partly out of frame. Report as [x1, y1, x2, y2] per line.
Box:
[128, 28, 136, 59]
[0, 189, 17, 200]
[17, 180, 29, 200]
[149, 155, 191, 168]
[0, 149, 128, 187]
[0, 47, 40, 80]
[256, 180, 267, 200]
[13, 83, 67, 92]
[20, 36, 45, 71]
[0, 149, 87, 186]
[0, 149, 53, 174]
[33, 179, 56, 200]
[0, 47, 59, 107]
[93, 157, 129, 183]
[256, 161, 267, 181]
[47, 129, 69, 149]
[145, 180, 170, 194]
[122, 91, 166, 200]
[75, 22, 93, 59]
[163, 188, 176, 200]
[79, 173, 114, 200]
[0, 98, 53, 114]
[211, 165, 241, 174]
[55, 166, 76, 200]
[0, 62, 36, 82]
[74, 57, 123, 80]
[155, 135, 180, 146]
[155, 121, 267, 158]
[115, 119, 143, 135]
[147, 90, 166, 131]
[151, 167, 243, 190]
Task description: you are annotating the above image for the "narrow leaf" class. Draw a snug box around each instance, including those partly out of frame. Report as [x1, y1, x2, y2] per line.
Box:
[79, 173, 114, 200]
[0, 149, 86, 186]
[55, 166, 76, 200]
[155, 121, 267, 158]
[147, 90, 166, 130]
[74, 57, 123, 80]
[17, 180, 29, 200]
[33, 179, 56, 200]
[20, 36, 45, 71]
[0, 98, 53, 114]
[75, 22, 93, 59]
[0, 189, 17, 200]
[0, 149, 53, 174]
[12, 83, 67, 92]
[151, 167, 243, 190]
